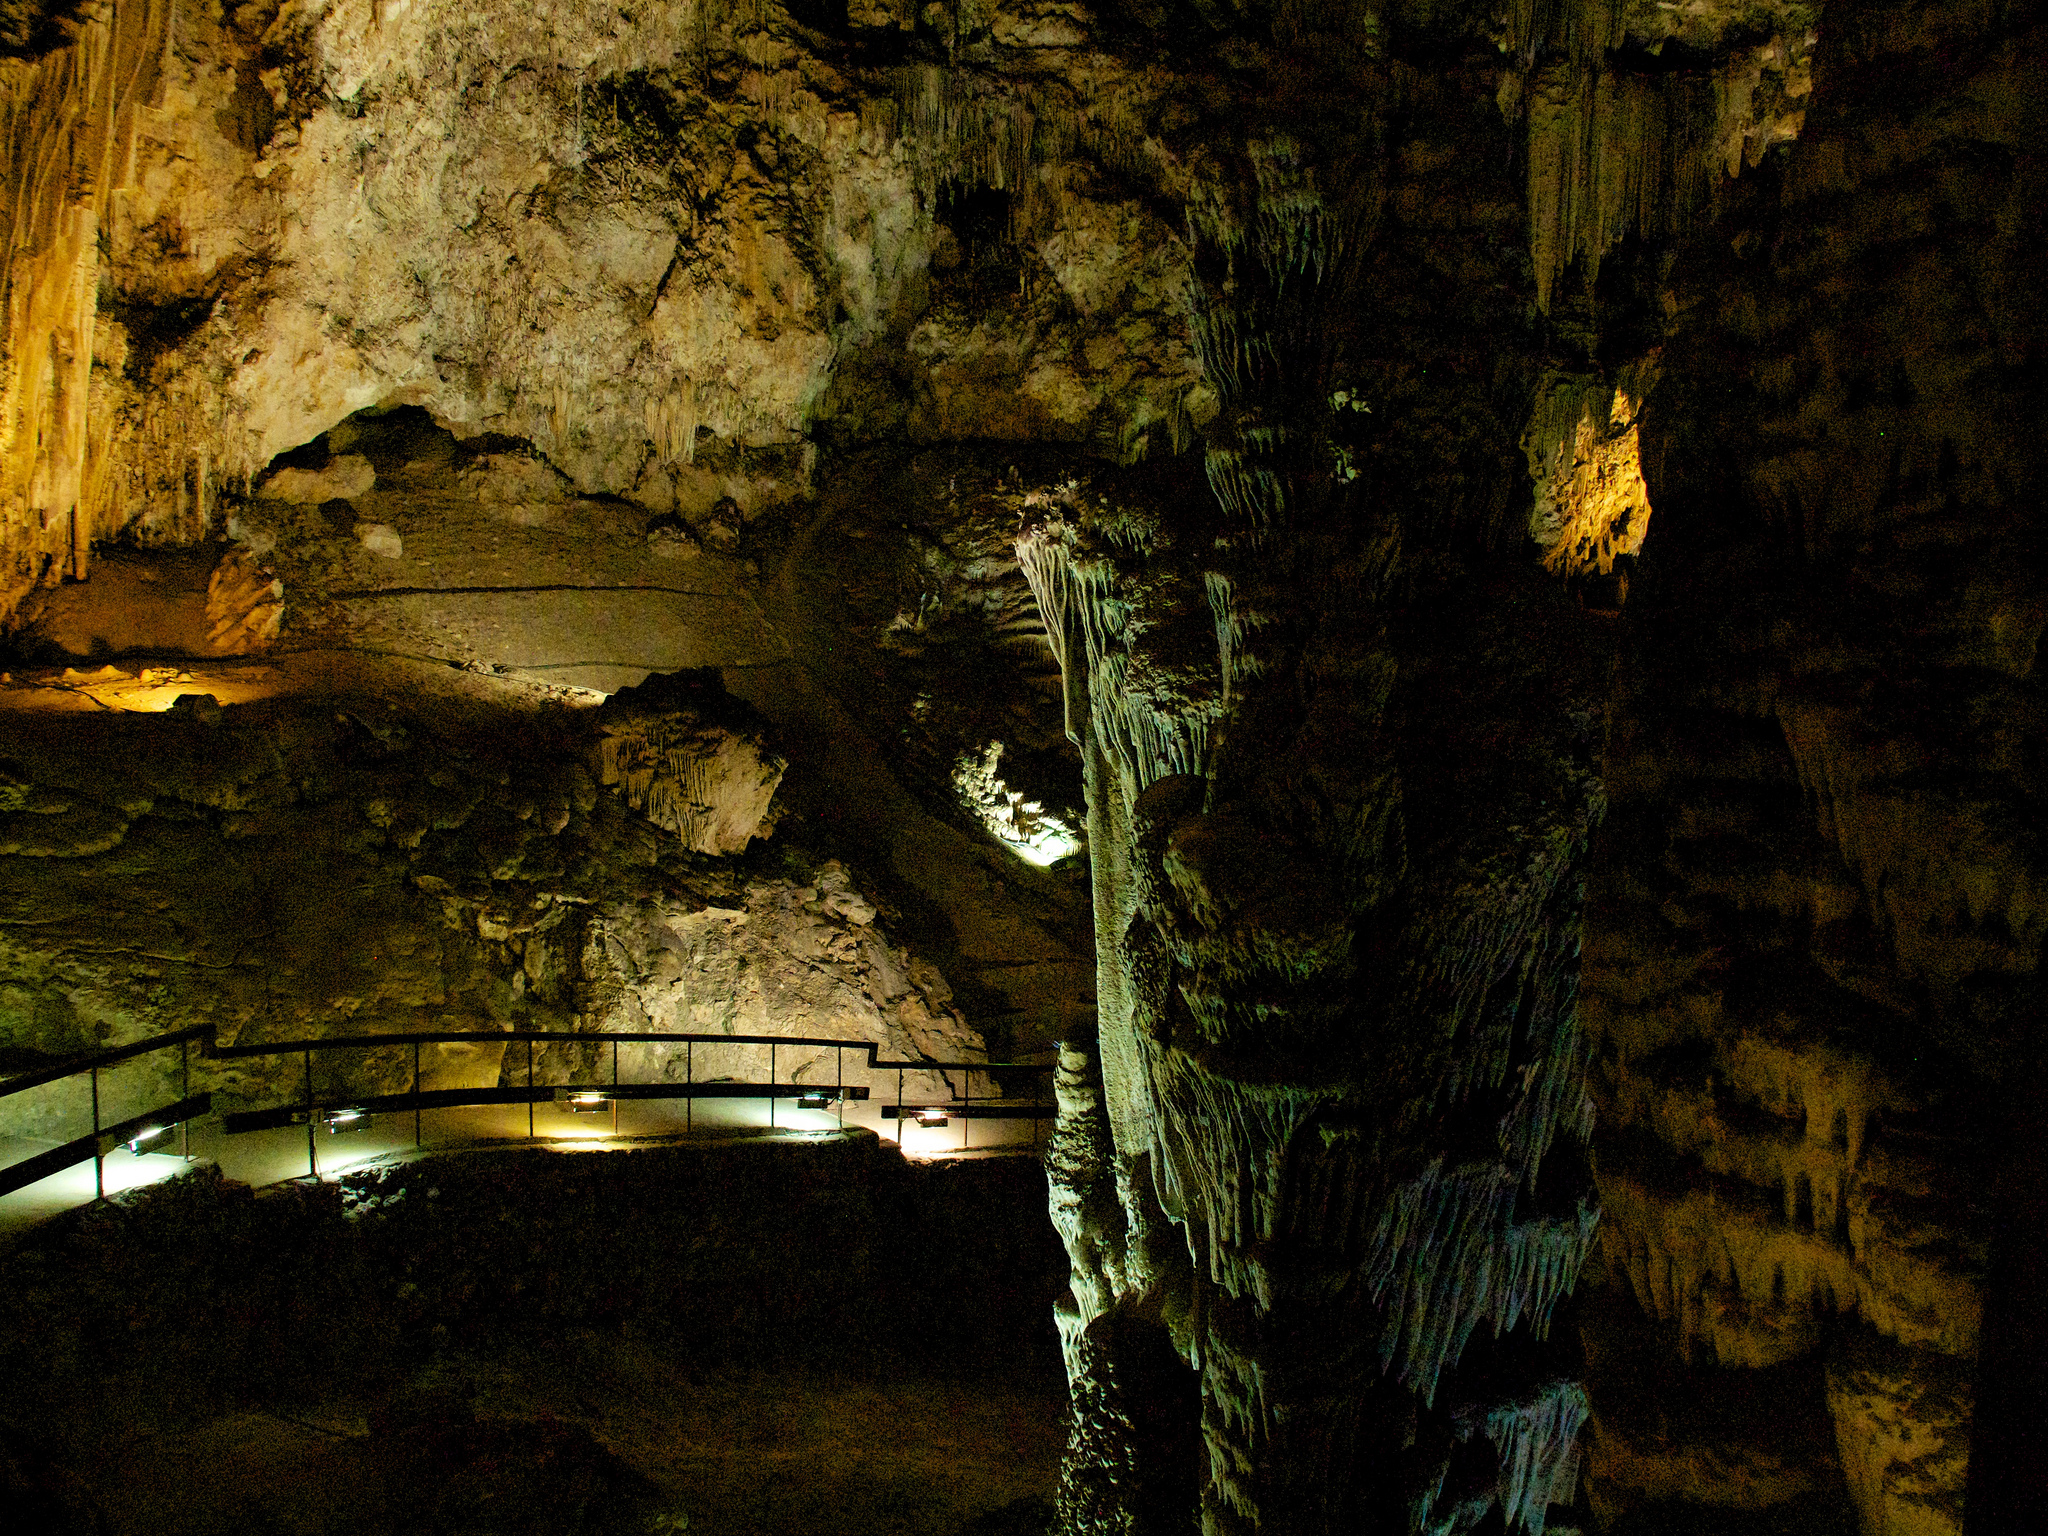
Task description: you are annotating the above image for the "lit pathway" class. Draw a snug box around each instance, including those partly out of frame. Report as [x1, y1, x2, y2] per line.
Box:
[0, 1090, 1045, 1244]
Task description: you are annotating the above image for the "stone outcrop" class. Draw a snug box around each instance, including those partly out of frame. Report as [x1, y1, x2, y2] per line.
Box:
[2, 543, 281, 661]
[592, 669, 787, 856]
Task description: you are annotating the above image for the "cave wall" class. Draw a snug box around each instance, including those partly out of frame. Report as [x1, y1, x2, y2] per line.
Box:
[1018, 1, 2040, 1534]
[1583, 0, 2046, 1531]
[0, 0, 1215, 613]
[0, 675, 981, 1124]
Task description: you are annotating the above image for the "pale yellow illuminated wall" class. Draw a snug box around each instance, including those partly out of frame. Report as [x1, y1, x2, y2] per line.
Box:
[1525, 370, 1654, 581]
[0, 0, 168, 616]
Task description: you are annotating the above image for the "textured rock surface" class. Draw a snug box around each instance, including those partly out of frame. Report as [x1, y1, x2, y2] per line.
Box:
[1579, 1, 2048, 1532]
[0, 669, 981, 1123]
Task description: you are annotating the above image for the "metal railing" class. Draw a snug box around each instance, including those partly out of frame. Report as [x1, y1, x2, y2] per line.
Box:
[0, 1025, 1055, 1201]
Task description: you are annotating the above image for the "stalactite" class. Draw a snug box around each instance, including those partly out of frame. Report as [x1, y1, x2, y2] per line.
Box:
[1403, 789, 1602, 1179]
[1526, 62, 1671, 312]
[1520, 29, 1805, 310]
[1204, 571, 1265, 707]
[1185, 306, 1279, 407]
[888, 63, 1053, 220]
[1019, 515, 1220, 808]
[1500, 0, 1626, 66]
[1203, 446, 1288, 532]
[1480, 1379, 1589, 1534]
[883, 62, 1175, 236]
[644, 386, 702, 467]
[1146, 1040, 1332, 1311]
[0, 0, 170, 613]
[594, 705, 786, 856]
[1367, 1158, 1599, 1404]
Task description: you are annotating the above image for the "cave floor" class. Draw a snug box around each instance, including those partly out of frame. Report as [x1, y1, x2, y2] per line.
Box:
[80, 1336, 1064, 1536]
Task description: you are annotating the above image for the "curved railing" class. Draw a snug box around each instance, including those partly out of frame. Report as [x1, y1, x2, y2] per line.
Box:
[0, 1025, 1056, 1203]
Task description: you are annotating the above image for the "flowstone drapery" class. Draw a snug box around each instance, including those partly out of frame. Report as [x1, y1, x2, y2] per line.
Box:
[0, 0, 169, 610]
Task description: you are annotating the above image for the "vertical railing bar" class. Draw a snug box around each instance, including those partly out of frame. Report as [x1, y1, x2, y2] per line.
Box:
[180, 1037, 191, 1162]
[897, 1066, 904, 1147]
[527, 1036, 535, 1140]
[686, 1041, 693, 1132]
[91, 1064, 102, 1202]
[770, 1042, 776, 1130]
[612, 1037, 620, 1137]
[414, 1040, 423, 1149]
[304, 1049, 316, 1181]
[836, 1046, 843, 1128]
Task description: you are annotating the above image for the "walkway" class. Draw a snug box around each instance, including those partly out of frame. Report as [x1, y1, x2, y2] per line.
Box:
[0, 1027, 1053, 1243]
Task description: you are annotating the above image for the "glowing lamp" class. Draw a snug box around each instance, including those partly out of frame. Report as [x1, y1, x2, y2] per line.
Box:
[561, 1092, 608, 1113]
[797, 1092, 832, 1110]
[914, 1109, 950, 1129]
[125, 1125, 171, 1154]
[324, 1108, 372, 1134]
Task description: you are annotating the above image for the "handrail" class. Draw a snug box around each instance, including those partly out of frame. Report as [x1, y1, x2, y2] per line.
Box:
[2, 1026, 1054, 1103]
[0, 1024, 211, 1096]
[1, 1026, 1057, 1207]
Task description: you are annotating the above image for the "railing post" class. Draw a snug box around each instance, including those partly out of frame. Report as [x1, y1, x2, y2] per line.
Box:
[836, 1046, 843, 1128]
[963, 1069, 970, 1153]
[180, 1037, 191, 1162]
[413, 1040, 423, 1149]
[527, 1036, 535, 1140]
[686, 1041, 693, 1132]
[304, 1050, 316, 1181]
[769, 1043, 776, 1130]
[612, 1037, 620, 1137]
[896, 1067, 904, 1147]
[91, 1064, 102, 1202]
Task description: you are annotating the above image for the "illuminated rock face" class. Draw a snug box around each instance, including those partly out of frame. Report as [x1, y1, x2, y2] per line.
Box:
[0, 677, 978, 1121]
[0, 0, 1209, 607]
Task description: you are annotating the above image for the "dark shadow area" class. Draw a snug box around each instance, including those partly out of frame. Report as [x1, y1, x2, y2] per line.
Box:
[0, 1135, 1068, 1536]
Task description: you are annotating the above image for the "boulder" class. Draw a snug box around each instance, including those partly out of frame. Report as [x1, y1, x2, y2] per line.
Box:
[258, 454, 376, 504]
[593, 670, 786, 856]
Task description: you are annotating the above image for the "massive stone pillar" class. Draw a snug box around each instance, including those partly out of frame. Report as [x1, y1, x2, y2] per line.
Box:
[1025, 44, 1608, 1534]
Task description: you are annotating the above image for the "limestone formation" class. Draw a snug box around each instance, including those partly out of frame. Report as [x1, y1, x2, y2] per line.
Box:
[592, 670, 787, 856]
[260, 454, 377, 505]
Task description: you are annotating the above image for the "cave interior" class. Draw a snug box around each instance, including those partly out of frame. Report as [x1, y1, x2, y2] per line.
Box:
[0, 0, 2042, 1533]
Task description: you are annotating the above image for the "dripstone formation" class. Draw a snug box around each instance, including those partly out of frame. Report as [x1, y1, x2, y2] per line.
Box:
[1, 0, 2042, 1532]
